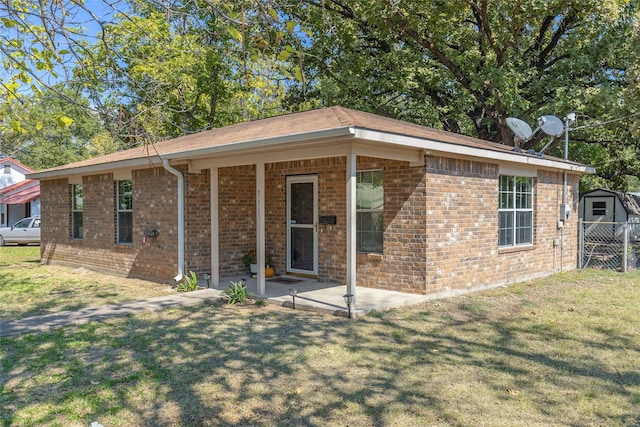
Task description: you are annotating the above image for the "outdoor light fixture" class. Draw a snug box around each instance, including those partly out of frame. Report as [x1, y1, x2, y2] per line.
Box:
[289, 288, 298, 309]
[343, 293, 354, 319]
[203, 273, 211, 288]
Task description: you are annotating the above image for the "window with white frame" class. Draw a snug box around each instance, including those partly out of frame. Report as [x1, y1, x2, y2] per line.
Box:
[3, 164, 10, 174]
[498, 175, 533, 247]
[356, 170, 384, 253]
[117, 180, 133, 244]
[72, 184, 83, 239]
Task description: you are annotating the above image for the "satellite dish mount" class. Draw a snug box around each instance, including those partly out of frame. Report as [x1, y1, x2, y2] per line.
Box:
[506, 114, 565, 157]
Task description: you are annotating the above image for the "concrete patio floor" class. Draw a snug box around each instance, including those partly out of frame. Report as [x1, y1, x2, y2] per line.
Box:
[212, 275, 433, 318]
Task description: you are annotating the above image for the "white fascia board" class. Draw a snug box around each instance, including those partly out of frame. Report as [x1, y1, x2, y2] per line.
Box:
[353, 128, 595, 174]
[167, 127, 356, 162]
[27, 158, 157, 181]
[29, 127, 356, 180]
[189, 138, 353, 169]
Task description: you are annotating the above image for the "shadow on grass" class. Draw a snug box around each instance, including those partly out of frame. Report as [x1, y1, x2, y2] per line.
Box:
[0, 271, 99, 320]
[2, 295, 640, 426]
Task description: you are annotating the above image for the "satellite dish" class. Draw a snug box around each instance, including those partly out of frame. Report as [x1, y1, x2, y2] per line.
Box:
[506, 117, 533, 141]
[539, 115, 564, 138]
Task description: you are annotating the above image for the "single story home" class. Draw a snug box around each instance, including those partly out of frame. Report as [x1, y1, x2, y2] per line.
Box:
[1, 157, 41, 227]
[28, 107, 593, 300]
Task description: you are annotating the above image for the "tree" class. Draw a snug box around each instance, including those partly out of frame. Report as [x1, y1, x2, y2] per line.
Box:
[1, 0, 300, 145]
[0, 86, 112, 170]
[281, 0, 640, 189]
[2, 0, 640, 189]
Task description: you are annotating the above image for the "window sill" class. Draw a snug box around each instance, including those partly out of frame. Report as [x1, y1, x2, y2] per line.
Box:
[357, 252, 383, 262]
[498, 245, 536, 254]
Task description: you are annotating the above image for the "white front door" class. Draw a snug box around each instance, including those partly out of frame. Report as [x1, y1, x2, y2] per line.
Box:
[286, 175, 318, 276]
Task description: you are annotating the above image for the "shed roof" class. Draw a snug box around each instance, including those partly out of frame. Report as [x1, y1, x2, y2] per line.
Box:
[28, 106, 594, 180]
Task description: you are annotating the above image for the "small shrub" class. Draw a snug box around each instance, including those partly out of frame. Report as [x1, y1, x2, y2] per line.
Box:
[176, 271, 198, 292]
[224, 280, 251, 304]
[255, 299, 269, 307]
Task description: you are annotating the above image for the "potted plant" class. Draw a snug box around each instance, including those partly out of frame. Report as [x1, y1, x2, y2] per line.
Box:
[242, 249, 273, 276]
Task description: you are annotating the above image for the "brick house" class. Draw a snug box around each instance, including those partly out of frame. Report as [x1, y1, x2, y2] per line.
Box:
[28, 107, 593, 298]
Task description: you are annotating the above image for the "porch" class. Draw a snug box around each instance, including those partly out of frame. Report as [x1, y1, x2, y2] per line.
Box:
[209, 275, 432, 318]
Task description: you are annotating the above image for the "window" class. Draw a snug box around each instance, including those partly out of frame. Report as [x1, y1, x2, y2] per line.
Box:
[72, 184, 83, 239]
[13, 218, 31, 228]
[3, 164, 10, 174]
[117, 180, 133, 244]
[499, 176, 533, 247]
[356, 170, 384, 253]
[592, 201, 607, 216]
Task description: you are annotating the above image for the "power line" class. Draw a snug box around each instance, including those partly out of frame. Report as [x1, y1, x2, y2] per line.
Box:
[572, 111, 640, 130]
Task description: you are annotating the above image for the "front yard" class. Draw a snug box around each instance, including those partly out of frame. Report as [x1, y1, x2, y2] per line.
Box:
[0, 247, 175, 320]
[1, 247, 640, 426]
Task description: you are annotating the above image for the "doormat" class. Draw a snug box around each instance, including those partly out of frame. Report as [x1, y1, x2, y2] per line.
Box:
[268, 277, 304, 285]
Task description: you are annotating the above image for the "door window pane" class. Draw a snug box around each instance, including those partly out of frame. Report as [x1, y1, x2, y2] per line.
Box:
[291, 182, 314, 224]
[291, 227, 314, 271]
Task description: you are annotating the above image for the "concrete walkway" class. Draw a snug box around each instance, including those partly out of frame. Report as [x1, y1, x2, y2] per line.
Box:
[0, 289, 224, 337]
[1, 277, 431, 337]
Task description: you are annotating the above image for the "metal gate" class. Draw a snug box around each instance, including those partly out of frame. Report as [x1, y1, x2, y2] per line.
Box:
[579, 220, 638, 272]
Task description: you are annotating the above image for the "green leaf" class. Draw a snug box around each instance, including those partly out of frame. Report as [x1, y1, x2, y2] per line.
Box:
[226, 26, 242, 41]
[277, 49, 292, 61]
[56, 116, 74, 128]
[1, 17, 16, 28]
[293, 65, 304, 83]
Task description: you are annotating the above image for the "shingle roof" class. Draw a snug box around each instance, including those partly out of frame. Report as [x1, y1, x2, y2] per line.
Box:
[28, 106, 588, 178]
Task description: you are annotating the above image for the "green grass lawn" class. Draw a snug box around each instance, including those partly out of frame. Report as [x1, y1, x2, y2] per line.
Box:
[1, 248, 640, 426]
[0, 247, 175, 319]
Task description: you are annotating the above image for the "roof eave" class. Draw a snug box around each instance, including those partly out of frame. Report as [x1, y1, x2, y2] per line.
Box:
[27, 124, 595, 180]
[27, 127, 357, 180]
[353, 128, 595, 174]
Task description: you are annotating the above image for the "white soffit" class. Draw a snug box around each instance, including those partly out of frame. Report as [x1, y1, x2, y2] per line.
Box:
[498, 164, 537, 177]
[353, 128, 595, 174]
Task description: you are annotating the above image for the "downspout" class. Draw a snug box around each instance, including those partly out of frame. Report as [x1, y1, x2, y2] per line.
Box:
[162, 158, 185, 282]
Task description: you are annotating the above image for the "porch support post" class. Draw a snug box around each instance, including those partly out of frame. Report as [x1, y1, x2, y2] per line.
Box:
[210, 167, 220, 286]
[256, 161, 266, 295]
[346, 151, 357, 305]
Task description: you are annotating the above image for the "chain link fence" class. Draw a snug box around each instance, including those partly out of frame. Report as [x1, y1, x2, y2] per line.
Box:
[579, 221, 640, 272]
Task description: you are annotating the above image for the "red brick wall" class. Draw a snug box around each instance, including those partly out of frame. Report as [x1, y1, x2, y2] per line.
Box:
[40, 178, 71, 263]
[184, 168, 211, 276]
[40, 166, 213, 283]
[417, 156, 579, 295]
[39, 154, 581, 293]
[127, 167, 179, 281]
[355, 157, 428, 292]
[218, 165, 256, 277]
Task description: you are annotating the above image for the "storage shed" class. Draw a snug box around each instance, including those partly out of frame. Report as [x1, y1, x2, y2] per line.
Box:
[579, 189, 640, 241]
